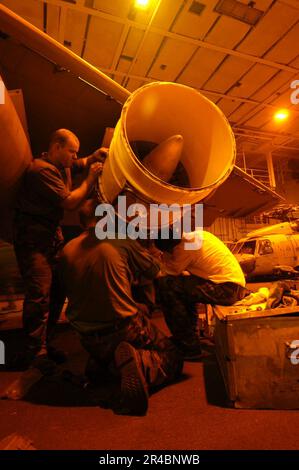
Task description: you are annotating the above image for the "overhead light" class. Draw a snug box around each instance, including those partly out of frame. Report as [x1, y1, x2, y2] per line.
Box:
[135, 0, 150, 9]
[274, 109, 289, 122]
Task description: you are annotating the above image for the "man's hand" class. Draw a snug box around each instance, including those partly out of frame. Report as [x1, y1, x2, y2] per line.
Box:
[156, 270, 166, 278]
[63, 162, 104, 211]
[92, 147, 109, 162]
[87, 162, 103, 184]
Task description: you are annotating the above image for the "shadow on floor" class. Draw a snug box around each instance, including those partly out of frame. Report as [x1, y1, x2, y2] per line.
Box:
[201, 344, 229, 408]
[25, 371, 119, 409]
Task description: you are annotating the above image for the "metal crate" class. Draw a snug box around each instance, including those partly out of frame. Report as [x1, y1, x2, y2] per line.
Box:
[214, 305, 299, 409]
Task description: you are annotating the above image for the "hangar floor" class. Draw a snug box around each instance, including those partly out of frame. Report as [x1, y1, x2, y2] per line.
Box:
[1, 291, 299, 451]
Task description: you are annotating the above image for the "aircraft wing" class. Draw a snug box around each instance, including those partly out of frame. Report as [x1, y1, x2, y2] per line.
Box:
[0, 3, 127, 156]
[203, 166, 285, 226]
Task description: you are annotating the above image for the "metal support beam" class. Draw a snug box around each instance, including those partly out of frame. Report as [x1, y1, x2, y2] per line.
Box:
[122, 0, 163, 87]
[109, 23, 130, 78]
[97, 68, 299, 113]
[266, 152, 276, 189]
[58, 5, 67, 44]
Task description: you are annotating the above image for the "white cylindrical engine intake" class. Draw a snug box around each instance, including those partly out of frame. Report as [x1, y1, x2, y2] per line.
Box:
[100, 81, 236, 208]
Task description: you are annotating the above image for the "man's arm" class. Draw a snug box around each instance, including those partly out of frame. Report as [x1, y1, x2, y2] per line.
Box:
[161, 240, 194, 275]
[73, 147, 108, 173]
[129, 242, 161, 281]
[62, 162, 102, 210]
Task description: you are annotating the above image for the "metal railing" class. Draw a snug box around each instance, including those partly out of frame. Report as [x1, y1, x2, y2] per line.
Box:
[245, 168, 270, 187]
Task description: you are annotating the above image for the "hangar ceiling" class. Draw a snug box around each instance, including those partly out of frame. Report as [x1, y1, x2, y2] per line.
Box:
[1, 0, 299, 171]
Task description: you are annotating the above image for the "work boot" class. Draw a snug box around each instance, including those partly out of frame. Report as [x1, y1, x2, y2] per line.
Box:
[114, 342, 149, 416]
[173, 338, 208, 361]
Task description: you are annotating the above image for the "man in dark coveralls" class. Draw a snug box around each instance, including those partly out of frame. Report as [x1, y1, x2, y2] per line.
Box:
[13, 128, 107, 370]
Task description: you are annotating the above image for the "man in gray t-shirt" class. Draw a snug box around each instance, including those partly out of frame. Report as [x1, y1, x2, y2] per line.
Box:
[13, 128, 105, 370]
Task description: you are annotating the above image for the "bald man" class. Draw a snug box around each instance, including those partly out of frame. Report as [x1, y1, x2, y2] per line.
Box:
[13, 129, 107, 371]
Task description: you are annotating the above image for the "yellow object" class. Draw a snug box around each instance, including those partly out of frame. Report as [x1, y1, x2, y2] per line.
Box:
[100, 82, 236, 206]
[142, 134, 183, 182]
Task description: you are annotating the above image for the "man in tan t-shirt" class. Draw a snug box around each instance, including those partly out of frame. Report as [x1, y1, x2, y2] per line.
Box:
[59, 200, 183, 416]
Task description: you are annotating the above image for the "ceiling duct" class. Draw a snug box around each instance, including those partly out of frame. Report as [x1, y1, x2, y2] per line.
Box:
[189, 1, 206, 16]
[214, 0, 264, 25]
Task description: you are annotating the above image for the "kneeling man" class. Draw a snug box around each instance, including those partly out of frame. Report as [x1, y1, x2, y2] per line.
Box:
[60, 201, 183, 415]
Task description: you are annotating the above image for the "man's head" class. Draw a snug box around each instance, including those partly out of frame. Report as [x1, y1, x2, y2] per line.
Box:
[79, 198, 98, 230]
[48, 129, 80, 168]
[154, 227, 182, 253]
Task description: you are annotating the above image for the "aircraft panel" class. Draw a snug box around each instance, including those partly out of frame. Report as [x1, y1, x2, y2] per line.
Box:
[203, 166, 285, 225]
[0, 34, 121, 156]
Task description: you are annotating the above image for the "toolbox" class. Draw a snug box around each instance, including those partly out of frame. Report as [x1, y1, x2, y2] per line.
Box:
[213, 305, 299, 409]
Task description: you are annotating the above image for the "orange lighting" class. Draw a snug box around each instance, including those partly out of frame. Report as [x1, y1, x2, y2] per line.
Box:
[274, 109, 289, 122]
[135, 0, 150, 8]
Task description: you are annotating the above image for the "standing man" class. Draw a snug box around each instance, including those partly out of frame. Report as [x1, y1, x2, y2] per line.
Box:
[60, 200, 183, 415]
[13, 129, 106, 370]
[155, 230, 247, 360]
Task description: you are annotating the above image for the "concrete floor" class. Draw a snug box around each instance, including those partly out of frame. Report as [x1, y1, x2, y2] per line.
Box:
[1, 308, 299, 451]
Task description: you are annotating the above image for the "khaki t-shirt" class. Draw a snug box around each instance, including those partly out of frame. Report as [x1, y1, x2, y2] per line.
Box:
[162, 230, 245, 287]
[61, 234, 160, 334]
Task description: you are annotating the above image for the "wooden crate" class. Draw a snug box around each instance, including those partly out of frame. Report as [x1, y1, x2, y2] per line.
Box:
[214, 305, 299, 409]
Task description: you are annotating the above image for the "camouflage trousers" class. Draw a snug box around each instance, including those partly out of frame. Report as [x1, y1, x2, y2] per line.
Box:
[80, 312, 183, 389]
[157, 275, 246, 344]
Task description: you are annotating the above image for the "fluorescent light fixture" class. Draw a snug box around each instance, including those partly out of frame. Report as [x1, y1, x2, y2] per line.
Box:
[274, 109, 289, 122]
[135, 0, 150, 9]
